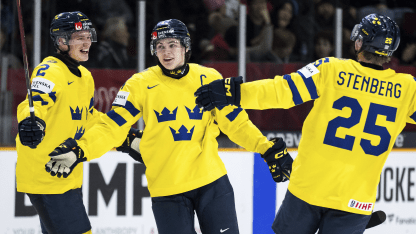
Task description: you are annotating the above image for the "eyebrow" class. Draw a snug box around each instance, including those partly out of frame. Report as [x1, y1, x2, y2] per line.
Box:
[157, 40, 179, 45]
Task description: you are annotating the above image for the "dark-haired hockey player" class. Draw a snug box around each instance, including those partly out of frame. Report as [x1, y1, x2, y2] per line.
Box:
[47, 19, 293, 234]
[16, 11, 102, 233]
[195, 13, 405, 233]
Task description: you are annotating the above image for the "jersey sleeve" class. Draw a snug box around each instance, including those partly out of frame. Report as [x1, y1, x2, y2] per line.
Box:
[240, 57, 330, 110]
[406, 76, 416, 124]
[214, 105, 272, 154]
[77, 76, 143, 161]
[16, 64, 62, 122]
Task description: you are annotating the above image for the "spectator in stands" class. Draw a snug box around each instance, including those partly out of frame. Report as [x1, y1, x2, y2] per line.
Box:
[314, 0, 335, 32]
[241, 0, 275, 61]
[400, 35, 416, 67]
[224, 23, 275, 62]
[313, 30, 334, 60]
[90, 0, 133, 30]
[94, 17, 136, 69]
[357, 0, 413, 27]
[200, 6, 237, 61]
[271, 28, 297, 63]
[270, 0, 298, 30]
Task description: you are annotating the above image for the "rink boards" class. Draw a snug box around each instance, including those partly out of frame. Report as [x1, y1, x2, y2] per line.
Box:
[0, 149, 415, 234]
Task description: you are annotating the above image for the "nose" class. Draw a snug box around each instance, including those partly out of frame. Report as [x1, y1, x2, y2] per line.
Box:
[84, 39, 92, 47]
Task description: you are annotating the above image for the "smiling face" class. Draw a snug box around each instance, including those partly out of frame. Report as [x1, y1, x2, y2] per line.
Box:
[155, 38, 188, 70]
[58, 30, 92, 62]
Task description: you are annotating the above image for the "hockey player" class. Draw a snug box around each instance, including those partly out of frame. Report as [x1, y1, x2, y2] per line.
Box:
[16, 12, 101, 233]
[195, 14, 404, 233]
[46, 19, 292, 234]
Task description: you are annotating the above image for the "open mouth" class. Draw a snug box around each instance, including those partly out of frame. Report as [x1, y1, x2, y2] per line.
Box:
[164, 58, 173, 62]
[80, 49, 89, 54]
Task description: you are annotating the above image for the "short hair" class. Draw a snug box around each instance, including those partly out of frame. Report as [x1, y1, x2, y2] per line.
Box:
[362, 50, 391, 64]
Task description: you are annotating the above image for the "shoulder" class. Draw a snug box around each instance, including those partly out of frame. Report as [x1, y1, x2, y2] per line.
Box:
[31, 57, 67, 88]
[297, 57, 352, 77]
[131, 65, 159, 81]
[189, 63, 223, 80]
[78, 65, 92, 77]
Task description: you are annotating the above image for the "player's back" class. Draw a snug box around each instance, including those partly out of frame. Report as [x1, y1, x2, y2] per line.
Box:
[289, 57, 416, 215]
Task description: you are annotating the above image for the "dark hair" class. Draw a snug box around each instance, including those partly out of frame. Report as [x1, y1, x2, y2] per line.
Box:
[362, 50, 391, 64]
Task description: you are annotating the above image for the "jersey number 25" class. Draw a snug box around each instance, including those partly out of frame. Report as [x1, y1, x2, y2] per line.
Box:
[323, 96, 397, 156]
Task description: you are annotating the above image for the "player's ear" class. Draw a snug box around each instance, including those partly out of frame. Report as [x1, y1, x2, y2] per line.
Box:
[57, 37, 69, 51]
[355, 39, 363, 51]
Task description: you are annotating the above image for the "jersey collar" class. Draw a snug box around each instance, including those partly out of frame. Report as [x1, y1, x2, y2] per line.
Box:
[53, 53, 82, 77]
[157, 60, 189, 79]
[359, 61, 383, 70]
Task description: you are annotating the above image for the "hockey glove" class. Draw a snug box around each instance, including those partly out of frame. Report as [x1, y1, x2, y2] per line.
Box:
[116, 128, 144, 164]
[18, 116, 46, 149]
[194, 76, 243, 111]
[261, 137, 293, 183]
[45, 138, 87, 178]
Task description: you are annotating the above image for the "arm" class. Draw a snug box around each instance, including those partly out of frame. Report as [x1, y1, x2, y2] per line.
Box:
[17, 64, 61, 148]
[214, 104, 273, 154]
[77, 76, 143, 161]
[195, 59, 326, 110]
[45, 75, 144, 178]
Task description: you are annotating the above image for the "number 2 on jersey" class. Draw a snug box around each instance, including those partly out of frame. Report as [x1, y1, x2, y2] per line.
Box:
[36, 64, 50, 76]
[323, 96, 397, 156]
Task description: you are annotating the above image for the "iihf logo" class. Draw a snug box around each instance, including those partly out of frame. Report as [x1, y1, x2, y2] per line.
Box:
[154, 107, 178, 122]
[349, 200, 356, 207]
[70, 106, 83, 120]
[185, 105, 203, 120]
[169, 125, 194, 141]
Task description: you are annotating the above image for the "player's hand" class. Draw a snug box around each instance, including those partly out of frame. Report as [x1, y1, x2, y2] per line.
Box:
[18, 116, 46, 149]
[261, 138, 293, 183]
[116, 128, 144, 164]
[45, 138, 87, 178]
[194, 76, 243, 111]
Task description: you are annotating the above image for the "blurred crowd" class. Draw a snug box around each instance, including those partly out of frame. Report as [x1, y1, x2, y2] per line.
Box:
[1, 0, 416, 70]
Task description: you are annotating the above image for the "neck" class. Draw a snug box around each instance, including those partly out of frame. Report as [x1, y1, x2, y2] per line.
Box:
[158, 61, 189, 79]
[357, 51, 383, 66]
[54, 53, 81, 77]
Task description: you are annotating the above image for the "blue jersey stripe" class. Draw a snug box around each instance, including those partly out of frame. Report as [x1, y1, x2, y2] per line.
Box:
[410, 111, 416, 122]
[33, 95, 48, 106]
[107, 110, 127, 126]
[283, 75, 303, 105]
[124, 101, 140, 117]
[297, 71, 319, 99]
[112, 101, 140, 117]
[226, 107, 243, 122]
[253, 153, 276, 234]
[32, 89, 45, 94]
[49, 92, 57, 103]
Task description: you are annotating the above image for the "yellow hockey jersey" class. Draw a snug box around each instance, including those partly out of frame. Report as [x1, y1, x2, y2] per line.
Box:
[16, 56, 104, 194]
[77, 64, 272, 197]
[240, 57, 416, 215]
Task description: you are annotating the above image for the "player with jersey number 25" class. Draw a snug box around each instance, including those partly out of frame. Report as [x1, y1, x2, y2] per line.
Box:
[195, 13, 407, 234]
